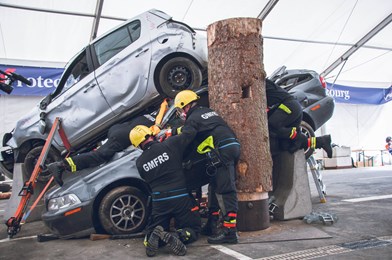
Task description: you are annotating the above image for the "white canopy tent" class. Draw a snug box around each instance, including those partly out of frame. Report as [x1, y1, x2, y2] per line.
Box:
[0, 0, 391, 152]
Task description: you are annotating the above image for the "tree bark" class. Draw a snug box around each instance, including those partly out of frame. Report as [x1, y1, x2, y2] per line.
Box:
[207, 18, 272, 230]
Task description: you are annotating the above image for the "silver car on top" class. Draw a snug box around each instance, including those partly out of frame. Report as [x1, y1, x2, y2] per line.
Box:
[0, 9, 208, 180]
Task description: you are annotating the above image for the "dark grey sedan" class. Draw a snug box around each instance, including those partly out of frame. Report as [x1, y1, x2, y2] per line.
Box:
[269, 66, 335, 158]
[42, 148, 150, 238]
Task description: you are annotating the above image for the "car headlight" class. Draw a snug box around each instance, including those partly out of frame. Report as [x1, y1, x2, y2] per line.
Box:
[48, 194, 81, 212]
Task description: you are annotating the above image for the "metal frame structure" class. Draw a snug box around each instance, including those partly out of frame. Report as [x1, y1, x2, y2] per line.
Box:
[0, 1, 390, 78]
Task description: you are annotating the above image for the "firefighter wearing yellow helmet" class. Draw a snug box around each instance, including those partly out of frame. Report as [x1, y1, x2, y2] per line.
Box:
[129, 124, 200, 257]
[174, 89, 200, 109]
[172, 90, 241, 245]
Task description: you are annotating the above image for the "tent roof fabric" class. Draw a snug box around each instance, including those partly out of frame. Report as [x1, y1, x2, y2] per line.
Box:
[0, 0, 391, 86]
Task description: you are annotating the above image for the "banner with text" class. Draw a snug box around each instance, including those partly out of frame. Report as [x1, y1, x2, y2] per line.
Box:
[0, 64, 63, 96]
[1, 64, 392, 105]
[327, 83, 392, 105]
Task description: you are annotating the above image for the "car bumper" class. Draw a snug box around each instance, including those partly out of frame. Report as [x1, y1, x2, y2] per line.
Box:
[303, 96, 335, 130]
[41, 200, 95, 239]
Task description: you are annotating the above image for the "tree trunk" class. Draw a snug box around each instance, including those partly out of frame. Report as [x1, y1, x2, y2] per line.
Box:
[207, 18, 272, 231]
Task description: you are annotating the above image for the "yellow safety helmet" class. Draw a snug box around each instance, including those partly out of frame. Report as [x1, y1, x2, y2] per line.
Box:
[129, 125, 153, 148]
[174, 90, 200, 109]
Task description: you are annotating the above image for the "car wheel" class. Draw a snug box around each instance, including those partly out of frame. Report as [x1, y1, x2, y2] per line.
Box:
[158, 57, 202, 98]
[24, 146, 61, 183]
[300, 121, 315, 159]
[98, 186, 148, 235]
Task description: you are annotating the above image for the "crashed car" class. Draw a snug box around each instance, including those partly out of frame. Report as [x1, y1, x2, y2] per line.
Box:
[40, 66, 334, 238]
[0, 9, 208, 181]
[42, 98, 211, 238]
[42, 148, 149, 238]
[268, 66, 335, 158]
[41, 68, 333, 237]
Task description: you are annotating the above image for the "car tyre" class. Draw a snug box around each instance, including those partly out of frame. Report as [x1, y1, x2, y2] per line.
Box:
[24, 146, 61, 183]
[300, 121, 315, 159]
[158, 57, 202, 98]
[98, 186, 148, 235]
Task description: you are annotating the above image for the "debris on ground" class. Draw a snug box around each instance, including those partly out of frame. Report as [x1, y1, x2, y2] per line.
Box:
[303, 212, 338, 225]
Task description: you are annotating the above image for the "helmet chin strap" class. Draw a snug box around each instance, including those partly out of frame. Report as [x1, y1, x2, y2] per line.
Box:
[140, 136, 154, 150]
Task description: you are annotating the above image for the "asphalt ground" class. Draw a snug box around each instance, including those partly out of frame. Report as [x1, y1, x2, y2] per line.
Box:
[0, 165, 392, 259]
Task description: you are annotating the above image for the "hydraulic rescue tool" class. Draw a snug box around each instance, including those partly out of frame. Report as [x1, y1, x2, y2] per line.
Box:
[5, 117, 70, 238]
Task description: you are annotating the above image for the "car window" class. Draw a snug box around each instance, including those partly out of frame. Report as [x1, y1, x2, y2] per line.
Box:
[94, 20, 141, 66]
[63, 51, 90, 91]
[280, 74, 312, 90]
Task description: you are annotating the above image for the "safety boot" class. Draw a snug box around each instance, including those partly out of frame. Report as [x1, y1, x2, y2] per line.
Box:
[208, 212, 238, 244]
[200, 213, 220, 236]
[207, 227, 238, 244]
[288, 131, 307, 153]
[46, 161, 69, 186]
[315, 135, 333, 158]
[145, 225, 164, 257]
[160, 230, 187, 256]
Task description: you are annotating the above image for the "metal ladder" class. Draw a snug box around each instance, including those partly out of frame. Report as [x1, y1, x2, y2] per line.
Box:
[307, 155, 327, 203]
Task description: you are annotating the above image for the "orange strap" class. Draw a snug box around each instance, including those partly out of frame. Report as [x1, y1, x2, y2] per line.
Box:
[58, 120, 72, 151]
[155, 99, 169, 126]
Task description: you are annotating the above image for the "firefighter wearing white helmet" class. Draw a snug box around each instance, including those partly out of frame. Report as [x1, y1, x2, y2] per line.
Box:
[129, 124, 200, 257]
[172, 90, 241, 245]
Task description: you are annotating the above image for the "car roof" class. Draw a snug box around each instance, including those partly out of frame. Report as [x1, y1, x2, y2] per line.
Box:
[89, 9, 172, 45]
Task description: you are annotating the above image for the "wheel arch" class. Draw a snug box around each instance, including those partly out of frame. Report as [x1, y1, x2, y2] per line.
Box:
[302, 112, 316, 132]
[153, 52, 205, 96]
[15, 138, 47, 163]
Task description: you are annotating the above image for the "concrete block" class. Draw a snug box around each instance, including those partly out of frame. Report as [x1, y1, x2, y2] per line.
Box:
[323, 146, 351, 158]
[271, 151, 312, 220]
[324, 156, 352, 168]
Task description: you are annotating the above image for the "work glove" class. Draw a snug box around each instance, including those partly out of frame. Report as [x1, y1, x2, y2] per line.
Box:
[46, 161, 67, 186]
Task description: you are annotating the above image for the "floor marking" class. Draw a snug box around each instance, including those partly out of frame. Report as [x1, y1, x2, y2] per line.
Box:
[210, 245, 252, 260]
[254, 236, 392, 260]
[359, 176, 392, 180]
[342, 194, 392, 202]
[0, 235, 36, 243]
[255, 245, 353, 260]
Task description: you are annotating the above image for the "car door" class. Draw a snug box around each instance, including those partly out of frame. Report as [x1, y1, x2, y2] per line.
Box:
[92, 18, 153, 116]
[43, 48, 114, 149]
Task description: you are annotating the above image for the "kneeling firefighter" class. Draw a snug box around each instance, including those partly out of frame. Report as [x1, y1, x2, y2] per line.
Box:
[173, 90, 241, 244]
[130, 125, 201, 257]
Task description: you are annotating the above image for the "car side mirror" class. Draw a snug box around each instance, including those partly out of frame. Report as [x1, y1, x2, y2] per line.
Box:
[40, 94, 52, 110]
[39, 112, 47, 134]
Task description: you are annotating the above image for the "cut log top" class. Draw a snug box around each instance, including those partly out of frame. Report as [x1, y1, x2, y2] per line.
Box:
[207, 18, 262, 47]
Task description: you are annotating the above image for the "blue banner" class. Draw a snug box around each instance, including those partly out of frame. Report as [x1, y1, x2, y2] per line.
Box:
[326, 83, 392, 105]
[0, 64, 64, 96]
